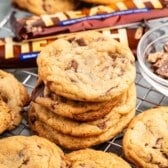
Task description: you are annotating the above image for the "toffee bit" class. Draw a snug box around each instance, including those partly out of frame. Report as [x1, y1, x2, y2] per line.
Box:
[156, 64, 168, 78]
[147, 52, 163, 63]
[147, 43, 168, 79]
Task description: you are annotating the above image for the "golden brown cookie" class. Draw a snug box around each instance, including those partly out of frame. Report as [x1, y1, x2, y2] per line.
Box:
[123, 106, 168, 168]
[12, 0, 78, 15]
[37, 31, 135, 102]
[29, 108, 135, 150]
[32, 79, 120, 120]
[66, 149, 131, 168]
[72, 82, 136, 121]
[0, 135, 66, 168]
[0, 99, 12, 134]
[0, 70, 29, 129]
[29, 83, 136, 137]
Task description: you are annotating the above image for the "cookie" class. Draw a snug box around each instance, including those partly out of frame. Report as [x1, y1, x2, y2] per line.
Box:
[66, 149, 131, 168]
[29, 83, 136, 137]
[37, 31, 135, 102]
[30, 108, 135, 150]
[12, 0, 78, 15]
[0, 135, 66, 168]
[123, 106, 168, 168]
[0, 99, 12, 134]
[73, 82, 136, 121]
[32, 79, 120, 118]
[0, 70, 30, 129]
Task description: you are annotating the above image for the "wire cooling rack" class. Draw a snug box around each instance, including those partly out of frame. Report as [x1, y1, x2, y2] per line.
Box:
[2, 62, 168, 163]
[1, 1, 168, 167]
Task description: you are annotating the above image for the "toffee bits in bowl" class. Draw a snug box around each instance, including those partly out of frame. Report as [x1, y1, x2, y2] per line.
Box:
[137, 23, 168, 96]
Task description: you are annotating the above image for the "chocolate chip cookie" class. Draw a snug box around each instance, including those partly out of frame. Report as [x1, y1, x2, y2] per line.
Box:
[0, 70, 29, 129]
[37, 31, 135, 102]
[72, 82, 136, 121]
[123, 106, 168, 168]
[30, 107, 135, 150]
[0, 135, 66, 168]
[32, 79, 119, 120]
[12, 0, 78, 15]
[29, 83, 136, 137]
[66, 149, 131, 168]
[0, 99, 12, 134]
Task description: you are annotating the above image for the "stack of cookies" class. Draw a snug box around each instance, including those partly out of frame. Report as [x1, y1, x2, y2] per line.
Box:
[28, 31, 136, 150]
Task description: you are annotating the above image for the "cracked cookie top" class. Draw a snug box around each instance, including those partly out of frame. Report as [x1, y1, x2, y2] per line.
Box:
[37, 32, 135, 102]
[123, 106, 168, 168]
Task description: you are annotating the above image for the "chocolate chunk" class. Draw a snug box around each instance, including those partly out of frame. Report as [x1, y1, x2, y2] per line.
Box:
[67, 37, 75, 43]
[31, 81, 45, 101]
[97, 122, 106, 129]
[30, 116, 37, 124]
[65, 60, 78, 72]
[71, 60, 78, 72]
[22, 158, 30, 165]
[163, 43, 168, 53]
[51, 102, 59, 110]
[75, 38, 87, 46]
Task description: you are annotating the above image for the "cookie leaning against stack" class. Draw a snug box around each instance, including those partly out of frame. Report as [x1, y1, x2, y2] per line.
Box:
[28, 31, 136, 150]
[0, 70, 29, 133]
[123, 106, 168, 168]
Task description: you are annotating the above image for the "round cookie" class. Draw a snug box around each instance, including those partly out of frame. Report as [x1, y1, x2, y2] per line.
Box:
[0, 70, 30, 129]
[12, 0, 78, 15]
[123, 106, 168, 168]
[37, 31, 135, 102]
[29, 83, 136, 137]
[73, 82, 136, 121]
[32, 79, 120, 118]
[0, 99, 12, 134]
[30, 108, 135, 150]
[66, 149, 131, 168]
[0, 135, 66, 168]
